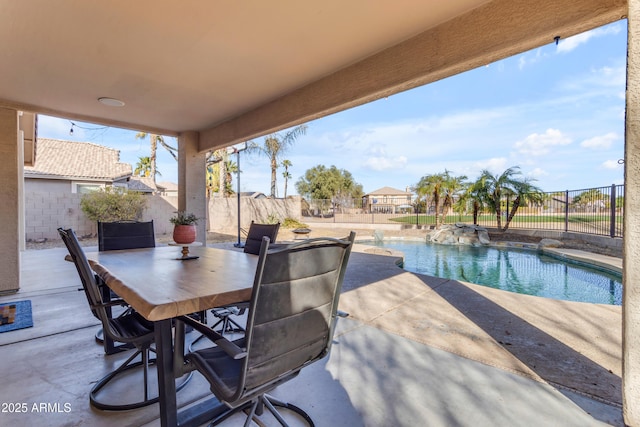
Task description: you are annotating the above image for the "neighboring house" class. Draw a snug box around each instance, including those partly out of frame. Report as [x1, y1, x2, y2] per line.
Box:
[363, 186, 413, 214]
[239, 191, 268, 199]
[128, 176, 167, 195]
[24, 138, 132, 193]
[157, 181, 178, 196]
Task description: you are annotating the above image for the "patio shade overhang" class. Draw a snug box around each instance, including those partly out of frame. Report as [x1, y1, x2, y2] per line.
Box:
[0, 0, 627, 152]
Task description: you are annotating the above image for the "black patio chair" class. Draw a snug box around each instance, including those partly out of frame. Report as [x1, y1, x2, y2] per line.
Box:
[179, 232, 355, 426]
[98, 220, 156, 251]
[208, 221, 281, 336]
[58, 227, 190, 411]
[95, 220, 156, 351]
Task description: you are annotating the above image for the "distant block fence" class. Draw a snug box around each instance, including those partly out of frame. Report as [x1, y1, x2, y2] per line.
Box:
[24, 192, 302, 242]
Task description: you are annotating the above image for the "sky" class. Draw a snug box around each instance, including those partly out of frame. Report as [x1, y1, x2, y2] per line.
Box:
[38, 20, 627, 196]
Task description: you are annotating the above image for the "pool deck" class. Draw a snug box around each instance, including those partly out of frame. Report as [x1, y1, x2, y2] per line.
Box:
[0, 241, 624, 426]
[346, 243, 622, 407]
[543, 247, 623, 274]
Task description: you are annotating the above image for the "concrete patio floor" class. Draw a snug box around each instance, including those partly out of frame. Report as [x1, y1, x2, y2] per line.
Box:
[0, 241, 624, 426]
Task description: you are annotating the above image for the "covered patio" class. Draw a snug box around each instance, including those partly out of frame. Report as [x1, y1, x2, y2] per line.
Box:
[0, 1, 638, 425]
[0, 241, 623, 426]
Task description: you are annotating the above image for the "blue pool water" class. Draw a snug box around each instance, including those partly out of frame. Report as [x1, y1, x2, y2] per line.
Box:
[372, 240, 622, 305]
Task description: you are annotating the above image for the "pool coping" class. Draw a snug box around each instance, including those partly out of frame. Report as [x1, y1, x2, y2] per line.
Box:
[356, 235, 623, 275]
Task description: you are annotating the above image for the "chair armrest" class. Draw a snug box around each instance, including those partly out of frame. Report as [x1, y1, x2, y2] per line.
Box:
[178, 315, 247, 360]
[92, 299, 129, 309]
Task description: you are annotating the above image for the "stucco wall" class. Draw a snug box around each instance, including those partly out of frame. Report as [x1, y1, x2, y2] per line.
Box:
[24, 192, 301, 241]
[25, 179, 70, 193]
[207, 196, 301, 233]
[0, 108, 20, 294]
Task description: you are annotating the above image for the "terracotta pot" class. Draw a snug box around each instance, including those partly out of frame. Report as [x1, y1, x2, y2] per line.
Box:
[173, 225, 196, 244]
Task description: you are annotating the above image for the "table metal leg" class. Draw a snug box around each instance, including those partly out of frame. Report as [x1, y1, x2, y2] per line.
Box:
[155, 319, 177, 427]
[156, 317, 231, 427]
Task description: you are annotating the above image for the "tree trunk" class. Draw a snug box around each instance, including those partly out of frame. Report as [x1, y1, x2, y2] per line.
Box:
[503, 196, 521, 231]
[473, 202, 479, 225]
[495, 206, 502, 230]
[150, 135, 157, 183]
[219, 151, 227, 197]
[433, 193, 440, 228]
[270, 156, 278, 198]
[438, 199, 450, 227]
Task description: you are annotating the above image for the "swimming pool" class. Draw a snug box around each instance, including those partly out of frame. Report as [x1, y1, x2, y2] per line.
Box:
[371, 240, 622, 305]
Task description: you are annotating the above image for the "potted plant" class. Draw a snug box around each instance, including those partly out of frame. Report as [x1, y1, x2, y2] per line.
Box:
[170, 211, 199, 244]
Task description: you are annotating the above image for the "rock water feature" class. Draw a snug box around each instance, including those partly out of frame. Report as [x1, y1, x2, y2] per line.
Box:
[425, 223, 491, 246]
[425, 223, 564, 249]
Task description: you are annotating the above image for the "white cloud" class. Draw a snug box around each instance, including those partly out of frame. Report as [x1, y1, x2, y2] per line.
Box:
[472, 157, 508, 174]
[362, 145, 408, 171]
[557, 24, 622, 53]
[602, 159, 622, 170]
[513, 129, 572, 156]
[518, 48, 547, 70]
[529, 168, 549, 178]
[363, 156, 408, 171]
[580, 132, 618, 149]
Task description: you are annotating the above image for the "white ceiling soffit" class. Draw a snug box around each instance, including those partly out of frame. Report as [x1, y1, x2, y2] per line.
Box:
[0, 0, 626, 148]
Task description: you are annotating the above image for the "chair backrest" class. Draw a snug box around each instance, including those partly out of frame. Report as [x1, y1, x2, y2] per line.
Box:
[98, 220, 155, 251]
[58, 228, 106, 321]
[236, 232, 355, 401]
[243, 221, 280, 255]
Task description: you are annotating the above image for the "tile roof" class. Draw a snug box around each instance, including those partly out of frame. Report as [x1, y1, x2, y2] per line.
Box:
[156, 181, 178, 192]
[24, 138, 132, 181]
[128, 176, 165, 193]
[365, 186, 412, 196]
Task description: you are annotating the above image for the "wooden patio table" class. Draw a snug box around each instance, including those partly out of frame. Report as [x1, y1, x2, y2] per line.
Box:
[88, 245, 256, 427]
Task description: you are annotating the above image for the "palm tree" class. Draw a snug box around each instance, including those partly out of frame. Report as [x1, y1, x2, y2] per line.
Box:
[134, 156, 162, 178]
[135, 132, 177, 183]
[248, 125, 307, 197]
[414, 170, 466, 227]
[414, 173, 444, 226]
[457, 176, 489, 225]
[475, 166, 544, 231]
[224, 157, 238, 196]
[281, 159, 292, 198]
[437, 171, 467, 227]
[205, 149, 238, 197]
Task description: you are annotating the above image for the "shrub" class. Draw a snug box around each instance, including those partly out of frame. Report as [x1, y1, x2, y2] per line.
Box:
[265, 213, 280, 224]
[80, 187, 147, 222]
[169, 211, 198, 225]
[281, 217, 308, 229]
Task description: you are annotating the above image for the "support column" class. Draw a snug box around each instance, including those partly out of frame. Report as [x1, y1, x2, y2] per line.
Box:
[0, 108, 20, 294]
[177, 131, 207, 245]
[624, 5, 640, 425]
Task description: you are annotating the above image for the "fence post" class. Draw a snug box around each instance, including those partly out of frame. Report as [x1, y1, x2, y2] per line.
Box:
[332, 201, 336, 223]
[610, 184, 616, 237]
[564, 190, 569, 232]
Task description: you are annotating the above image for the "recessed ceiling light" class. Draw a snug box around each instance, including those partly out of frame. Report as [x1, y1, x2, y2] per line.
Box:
[98, 97, 125, 107]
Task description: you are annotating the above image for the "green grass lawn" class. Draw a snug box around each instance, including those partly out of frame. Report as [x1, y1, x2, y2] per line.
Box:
[389, 213, 623, 225]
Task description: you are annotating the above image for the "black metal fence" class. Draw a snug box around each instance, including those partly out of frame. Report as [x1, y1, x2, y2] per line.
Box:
[301, 184, 624, 238]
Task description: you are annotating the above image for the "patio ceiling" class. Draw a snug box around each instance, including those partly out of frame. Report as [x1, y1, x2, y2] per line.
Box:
[0, 0, 626, 152]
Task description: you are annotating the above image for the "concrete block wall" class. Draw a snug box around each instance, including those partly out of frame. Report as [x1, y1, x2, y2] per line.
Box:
[25, 192, 94, 240]
[24, 192, 301, 241]
[141, 195, 179, 236]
